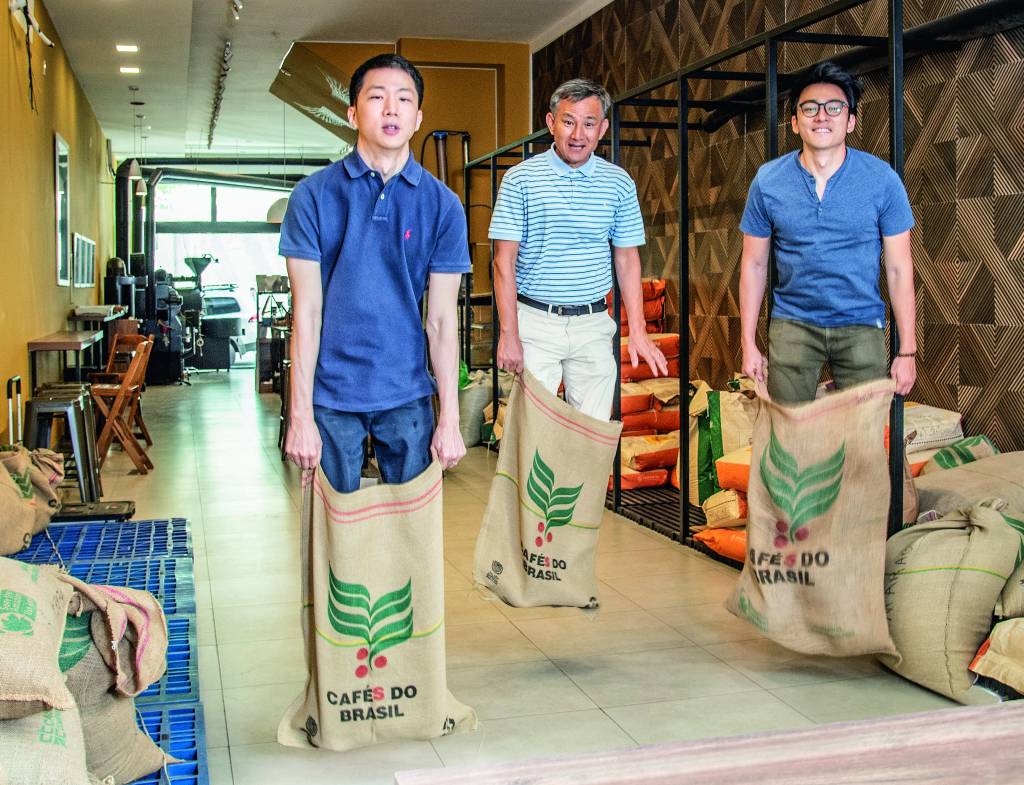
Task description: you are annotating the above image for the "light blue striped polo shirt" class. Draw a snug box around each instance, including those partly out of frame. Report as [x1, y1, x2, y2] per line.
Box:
[488, 146, 646, 305]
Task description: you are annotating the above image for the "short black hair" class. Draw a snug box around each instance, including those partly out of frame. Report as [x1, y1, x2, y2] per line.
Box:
[789, 61, 864, 117]
[349, 54, 424, 108]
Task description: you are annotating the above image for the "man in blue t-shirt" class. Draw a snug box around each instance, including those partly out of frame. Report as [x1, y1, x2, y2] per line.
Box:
[279, 54, 470, 492]
[739, 61, 917, 404]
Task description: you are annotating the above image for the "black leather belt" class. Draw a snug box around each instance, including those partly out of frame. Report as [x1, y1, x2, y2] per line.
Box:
[517, 293, 607, 317]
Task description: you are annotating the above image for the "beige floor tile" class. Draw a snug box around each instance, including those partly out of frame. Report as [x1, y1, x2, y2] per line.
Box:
[704, 639, 883, 689]
[554, 646, 760, 707]
[217, 637, 307, 689]
[494, 581, 641, 622]
[197, 606, 216, 647]
[649, 601, 763, 646]
[207, 747, 233, 785]
[595, 544, 708, 580]
[229, 740, 442, 785]
[445, 619, 546, 669]
[771, 673, 959, 723]
[205, 547, 300, 579]
[214, 601, 303, 644]
[514, 609, 693, 658]
[606, 690, 814, 745]
[223, 681, 305, 745]
[210, 572, 300, 608]
[603, 569, 738, 609]
[445, 560, 473, 589]
[199, 644, 222, 692]
[446, 660, 596, 720]
[430, 709, 635, 768]
[444, 589, 506, 626]
[202, 689, 229, 748]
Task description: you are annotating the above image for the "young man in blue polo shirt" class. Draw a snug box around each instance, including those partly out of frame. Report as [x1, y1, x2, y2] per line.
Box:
[490, 78, 668, 421]
[280, 54, 469, 491]
[740, 61, 917, 405]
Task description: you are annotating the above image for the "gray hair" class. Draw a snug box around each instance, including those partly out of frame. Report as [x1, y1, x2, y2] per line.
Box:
[549, 78, 612, 117]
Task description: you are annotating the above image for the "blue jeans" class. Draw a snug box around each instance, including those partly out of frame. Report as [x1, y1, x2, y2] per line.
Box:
[313, 396, 434, 493]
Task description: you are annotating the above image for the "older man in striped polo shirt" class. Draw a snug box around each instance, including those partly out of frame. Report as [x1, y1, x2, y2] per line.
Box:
[489, 78, 668, 421]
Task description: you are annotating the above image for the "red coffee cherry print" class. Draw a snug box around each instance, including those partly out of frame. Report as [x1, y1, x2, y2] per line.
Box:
[535, 536, 543, 547]
[356, 648, 369, 661]
[355, 665, 369, 678]
[546, 532, 553, 542]
[775, 520, 787, 534]
[537, 522, 545, 532]
[774, 535, 788, 549]
[374, 655, 388, 669]
[784, 553, 796, 568]
[795, 527, 809, 541]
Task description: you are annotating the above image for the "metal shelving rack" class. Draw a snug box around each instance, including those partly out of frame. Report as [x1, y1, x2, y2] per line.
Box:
[461, 0, 1024, 554]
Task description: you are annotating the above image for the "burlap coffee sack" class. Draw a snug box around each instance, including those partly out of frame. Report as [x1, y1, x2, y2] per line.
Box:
[726, 379, 897, 657]
[58, 575, 167, 698]
[996, 510, 1024, 619]
[473, 370, 622, 608]
[279, 461, 475, 752]
[915, 452, 1024, 516]
[702, 489, 748, 529]
[919, 434, 999, 475]
[970, 618, 1024, 695]
[60, 612, 169, 784]
[0, 462, 35, 556]
[0, 446, 63, 537]
[0, 559, 74, 719]
[0, 707, 91, 785]
[880, 499, 1022, 701]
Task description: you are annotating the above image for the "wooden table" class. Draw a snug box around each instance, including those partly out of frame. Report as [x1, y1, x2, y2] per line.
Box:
[27, 330, 103, 392]
[67, 308, 127, 376]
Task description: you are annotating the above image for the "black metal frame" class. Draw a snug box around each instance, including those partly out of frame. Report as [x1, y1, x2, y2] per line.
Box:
[464, 0, 915, 551]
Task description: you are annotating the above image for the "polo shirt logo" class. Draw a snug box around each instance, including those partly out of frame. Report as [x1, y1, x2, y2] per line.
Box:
[404, 229, 412, 240]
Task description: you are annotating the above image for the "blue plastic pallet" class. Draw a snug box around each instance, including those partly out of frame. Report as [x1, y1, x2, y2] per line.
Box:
[132, 704, 209, 785]
[17, 518, 192, 565]
[67, 558, 196, 615]
[138, 615, 199, 706]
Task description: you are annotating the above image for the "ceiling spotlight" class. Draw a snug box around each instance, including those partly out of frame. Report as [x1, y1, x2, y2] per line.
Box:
[116, 44, 139, 53]
[120, 66, 140, 74]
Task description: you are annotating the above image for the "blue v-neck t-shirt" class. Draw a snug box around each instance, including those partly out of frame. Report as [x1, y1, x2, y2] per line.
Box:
[279, 151, 469, 412]
[740, 148, 914, 328]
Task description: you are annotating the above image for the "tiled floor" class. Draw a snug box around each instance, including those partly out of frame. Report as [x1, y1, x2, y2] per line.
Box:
[98, 371, 958, 784]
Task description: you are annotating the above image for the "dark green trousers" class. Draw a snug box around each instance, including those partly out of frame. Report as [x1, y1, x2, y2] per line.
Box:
[767, 317, 888, 405]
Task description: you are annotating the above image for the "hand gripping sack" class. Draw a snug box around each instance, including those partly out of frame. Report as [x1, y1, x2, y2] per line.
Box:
[278, 461, 475, 752]
[726, 380, 898, 657]
[473, 370, 623, 608]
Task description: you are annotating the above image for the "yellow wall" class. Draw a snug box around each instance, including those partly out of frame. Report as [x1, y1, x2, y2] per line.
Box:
[300, 38, 531, 294]
[1, 1, 113, 436]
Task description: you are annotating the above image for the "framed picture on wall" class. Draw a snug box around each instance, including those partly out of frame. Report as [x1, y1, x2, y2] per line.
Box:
[55, 133, 71, 286]
[72, 233, 96, 288]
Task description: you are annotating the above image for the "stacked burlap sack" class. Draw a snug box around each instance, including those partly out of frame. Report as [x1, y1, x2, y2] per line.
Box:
[0, 445, 64, 555]
[459, 369, 513, 447]
[0, 557, 170, 784]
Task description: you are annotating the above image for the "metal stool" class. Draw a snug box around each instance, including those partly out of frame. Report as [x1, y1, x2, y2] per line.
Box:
[25, 388, 102, 502]
[37, 383, 104, 499]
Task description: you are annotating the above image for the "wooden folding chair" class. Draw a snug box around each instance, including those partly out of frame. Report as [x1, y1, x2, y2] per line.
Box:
[91, 338, 154, 474]
[89, 333, 154, 447]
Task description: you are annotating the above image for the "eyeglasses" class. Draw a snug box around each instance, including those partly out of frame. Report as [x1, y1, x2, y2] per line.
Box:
[797, 99, 848, 117]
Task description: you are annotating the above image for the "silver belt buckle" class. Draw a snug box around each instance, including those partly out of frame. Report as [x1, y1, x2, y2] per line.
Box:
[556, 305, 567, 317]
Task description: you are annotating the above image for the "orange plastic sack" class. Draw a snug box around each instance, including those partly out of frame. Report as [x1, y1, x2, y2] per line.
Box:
[621, 391, 654, 415]
[608, 468, 669, 491]
[622, 411, 658, 431]
[621, 358, 681, 382]
[653, 408, 680, 433]
[622, 428, 658, 437]
[694, 528, 746, 562]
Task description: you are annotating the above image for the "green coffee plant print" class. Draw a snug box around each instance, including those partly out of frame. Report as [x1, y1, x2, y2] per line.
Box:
[760, 428, 845, 548]
[9, 468, 33, 499]
[328, 567, 413, 678]
[59, 613, 93, 673]
[526, 449, 583, 548]
[0, 589, 36, 636]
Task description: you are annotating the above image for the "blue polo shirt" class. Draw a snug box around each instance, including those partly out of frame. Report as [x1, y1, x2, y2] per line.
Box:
[279, 151, 469, 412]
[488, 147, 646, 305]
[741, 148, 914, 328]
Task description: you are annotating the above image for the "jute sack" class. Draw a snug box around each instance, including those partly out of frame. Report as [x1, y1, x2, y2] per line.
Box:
[970, 618, 1024, 695]
[996, 507, 1024, 618]
[0, 559, 74, 719]
[60, 612, 169, 784]
[688, 384, 757, 507]
[919, 434, 999, 475]
[880, 499, 1022, 702]
[726, 379, 897, 657]
[473, 370, 623, 608]
[702, 489, 748, 529]
[0, 446, 64, 538]
[278, 461, 475, 752]
[914, 452, 1024, 516]
[0, 707, 91, 785]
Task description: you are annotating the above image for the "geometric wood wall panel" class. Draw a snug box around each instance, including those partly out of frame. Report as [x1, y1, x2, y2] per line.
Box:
[533, 0, 1024, 445]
